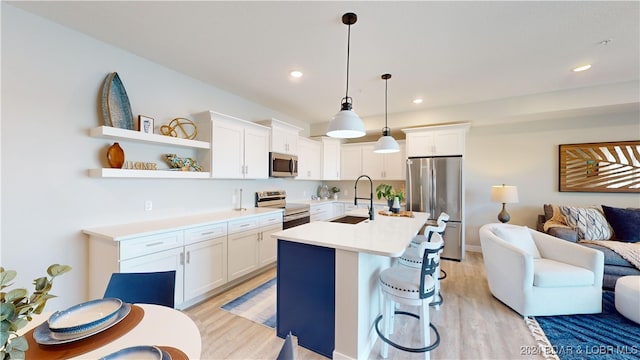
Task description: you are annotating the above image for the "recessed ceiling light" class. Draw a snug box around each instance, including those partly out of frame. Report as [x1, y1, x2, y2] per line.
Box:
[573, 64, 592, 72]
[412, 98, 423, 104]
[290, 70, 303, 78]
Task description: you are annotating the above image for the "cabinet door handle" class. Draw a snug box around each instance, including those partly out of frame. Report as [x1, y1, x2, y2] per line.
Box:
[145, 241, 164, 247]
[180, 252, 185, 265]
[186, 251, 191, 264]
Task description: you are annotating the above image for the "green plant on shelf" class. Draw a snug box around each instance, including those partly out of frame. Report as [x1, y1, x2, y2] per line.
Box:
[1, 264, 71, 360]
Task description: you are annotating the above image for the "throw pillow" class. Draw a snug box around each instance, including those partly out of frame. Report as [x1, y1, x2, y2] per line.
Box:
[601, 205, 640, 242]
[558, 205, 612, 240]
[543, 204, 572, 232]
[493, 225, 541, 258]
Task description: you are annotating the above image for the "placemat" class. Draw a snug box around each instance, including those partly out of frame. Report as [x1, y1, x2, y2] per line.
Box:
[24, 304, 144, 359]
[378, 210, 414, 218]
[159, 346, 189, 360]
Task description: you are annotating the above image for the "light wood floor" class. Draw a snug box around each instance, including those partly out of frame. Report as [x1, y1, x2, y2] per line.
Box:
[184, 252, 544, 359]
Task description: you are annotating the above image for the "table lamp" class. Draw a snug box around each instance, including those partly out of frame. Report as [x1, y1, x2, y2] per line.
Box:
[490, 184, 519, 223]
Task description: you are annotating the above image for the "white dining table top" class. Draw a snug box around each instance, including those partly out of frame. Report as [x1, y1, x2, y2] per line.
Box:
[19, 303, 201, 359]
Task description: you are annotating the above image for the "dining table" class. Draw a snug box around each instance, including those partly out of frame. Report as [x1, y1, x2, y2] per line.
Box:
[18, 303, 202, 359]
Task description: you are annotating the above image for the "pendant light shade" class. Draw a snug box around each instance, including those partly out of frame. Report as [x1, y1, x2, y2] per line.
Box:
[373, 73, 400, 153]
[327, 12, 366, 139]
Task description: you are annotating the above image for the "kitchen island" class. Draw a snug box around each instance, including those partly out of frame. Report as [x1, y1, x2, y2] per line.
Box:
[272, 209, 429, 360]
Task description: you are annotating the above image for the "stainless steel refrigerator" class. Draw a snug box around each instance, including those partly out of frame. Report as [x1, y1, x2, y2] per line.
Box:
[406, 156, 464, 260]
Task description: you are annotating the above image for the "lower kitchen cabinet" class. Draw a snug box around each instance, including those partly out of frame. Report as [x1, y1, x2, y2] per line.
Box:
[119, 245, 185, 307]
[183, 224, 228, 303]
[228, 216, 282, 281]
[86, 211, 282, 309]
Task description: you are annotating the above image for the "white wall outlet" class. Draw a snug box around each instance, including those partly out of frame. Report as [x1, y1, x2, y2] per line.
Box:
[144, 200, 153, 211]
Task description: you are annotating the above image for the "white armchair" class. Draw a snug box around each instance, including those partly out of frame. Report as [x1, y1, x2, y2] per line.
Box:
[479, 223, 604, 317]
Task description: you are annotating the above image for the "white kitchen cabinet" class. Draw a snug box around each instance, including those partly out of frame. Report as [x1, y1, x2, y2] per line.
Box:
[86, 210, 285, 309]
[296, 137, 322, 180]
[119, 245, 185, 307]
[361, 141, 406, 180]
[342, 141, 406, 181]
[257, 119, 302, 155]
[340, 144, 362, 180]
[227, 213, 283, 281]
[194, 110, 270, 179]
[258, 223, 281, 266]
[318, 137, 341, 180]
[310, 202, 334, 222]
[183, 223, 228, 303]
[332, 202, 345, 219]
[403, 123, 470, 157]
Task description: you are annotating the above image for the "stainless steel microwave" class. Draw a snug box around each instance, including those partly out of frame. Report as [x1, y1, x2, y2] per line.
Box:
[269, 152, 298, 177]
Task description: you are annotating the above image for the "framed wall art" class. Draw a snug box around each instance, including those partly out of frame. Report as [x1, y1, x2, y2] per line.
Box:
[138, 115, 154, 134]
[559, 140, 640, 193]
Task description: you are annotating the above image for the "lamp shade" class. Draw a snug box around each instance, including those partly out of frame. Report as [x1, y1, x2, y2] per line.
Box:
[326, 109, 366, 138]
[490, 185, 519, 204]
[373, 135, 400, 153]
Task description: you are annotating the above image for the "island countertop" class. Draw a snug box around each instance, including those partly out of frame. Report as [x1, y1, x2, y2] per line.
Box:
[272, 209, 429, 257]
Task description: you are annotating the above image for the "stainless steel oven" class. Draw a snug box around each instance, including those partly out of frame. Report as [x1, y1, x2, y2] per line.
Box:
[255, 190, 310, 229]
[269, 152, 298, 177]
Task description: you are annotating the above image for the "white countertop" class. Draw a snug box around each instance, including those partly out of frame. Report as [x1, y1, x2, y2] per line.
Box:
[83, 208, 283, 241]
[272, 209, 428, 257]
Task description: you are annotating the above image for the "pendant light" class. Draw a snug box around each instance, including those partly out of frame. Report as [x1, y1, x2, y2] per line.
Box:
[373, 73, 400, 153]
[326, 12, 366, 139]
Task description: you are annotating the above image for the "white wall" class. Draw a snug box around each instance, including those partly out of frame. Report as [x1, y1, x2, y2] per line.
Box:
[464, 110, 640, 250]
[1, 5, 320, 309]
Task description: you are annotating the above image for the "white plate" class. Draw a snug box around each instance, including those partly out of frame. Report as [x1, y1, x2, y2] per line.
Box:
[34, 303, 131, 345]
[48, 298, 123, 335]
[100, 345, 164, 360]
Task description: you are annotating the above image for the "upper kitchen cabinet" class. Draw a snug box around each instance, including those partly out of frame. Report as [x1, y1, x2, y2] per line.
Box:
[297, 137, 322, 180]
[340, 143, 362, 180]
[317, 137, 341, 180]
[361, 141, 406, 180]
[341, 141, 406, 181]
[193, 111, 269, 179]
[403, 123, 470, 157]
[257, 119, 303, 155]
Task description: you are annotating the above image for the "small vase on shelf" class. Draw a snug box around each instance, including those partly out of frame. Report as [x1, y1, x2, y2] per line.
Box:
[107, 142, 125, 168]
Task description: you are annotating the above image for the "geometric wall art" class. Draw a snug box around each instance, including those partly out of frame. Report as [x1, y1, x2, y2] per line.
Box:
[559, 140, 640, 193]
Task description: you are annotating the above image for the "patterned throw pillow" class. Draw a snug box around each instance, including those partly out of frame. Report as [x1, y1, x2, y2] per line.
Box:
[558, 206, 612, 240]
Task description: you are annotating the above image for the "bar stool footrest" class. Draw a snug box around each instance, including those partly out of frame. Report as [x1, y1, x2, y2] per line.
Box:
[374, 311, 440, 353]
[430, 293, 443, 307]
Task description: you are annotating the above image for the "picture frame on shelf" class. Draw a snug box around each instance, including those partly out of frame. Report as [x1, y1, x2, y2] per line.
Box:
[138, 115, 154, 134]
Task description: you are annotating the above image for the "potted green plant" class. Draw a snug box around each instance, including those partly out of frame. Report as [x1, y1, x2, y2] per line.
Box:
[330, 186, 340, 200]
[1, 264, 71, 359]
[376, 184, 404, 211]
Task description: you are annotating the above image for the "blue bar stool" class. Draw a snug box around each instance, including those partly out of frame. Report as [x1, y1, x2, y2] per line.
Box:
[375, 236, 442, 359]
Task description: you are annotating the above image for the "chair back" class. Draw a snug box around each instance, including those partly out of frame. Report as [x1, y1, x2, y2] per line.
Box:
[103, 271, 176, 308]
[424, 212, 449, 241]
[418, 233, 443, 299]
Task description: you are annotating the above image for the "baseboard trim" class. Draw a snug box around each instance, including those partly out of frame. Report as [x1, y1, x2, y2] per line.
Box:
[466, 245, 482, 253]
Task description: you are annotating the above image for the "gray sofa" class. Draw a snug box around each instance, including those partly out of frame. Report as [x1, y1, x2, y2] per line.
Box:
[537, 204, 640, 290]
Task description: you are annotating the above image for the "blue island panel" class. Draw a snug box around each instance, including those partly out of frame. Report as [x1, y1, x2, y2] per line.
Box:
[277, 239, 335, 358]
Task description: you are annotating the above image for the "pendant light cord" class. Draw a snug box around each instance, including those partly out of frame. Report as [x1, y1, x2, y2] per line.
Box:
[384, 77, 388, 129]
[345, 23, 351, 100]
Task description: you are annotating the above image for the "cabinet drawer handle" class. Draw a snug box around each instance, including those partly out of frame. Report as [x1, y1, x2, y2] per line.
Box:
[145, 241, 165, 247]
[240, 224, 251, 227]
[200, 231, 217, 236]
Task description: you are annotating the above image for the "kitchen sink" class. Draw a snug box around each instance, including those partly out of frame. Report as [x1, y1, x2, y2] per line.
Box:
[330, 215, 369, 224]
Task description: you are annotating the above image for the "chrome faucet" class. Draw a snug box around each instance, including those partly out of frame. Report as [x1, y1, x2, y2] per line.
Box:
[354, 175, 375, 220]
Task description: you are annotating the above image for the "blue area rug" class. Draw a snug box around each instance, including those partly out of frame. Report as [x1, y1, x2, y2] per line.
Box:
[220, 278, 276, 329]
[530, 292, 640, 359]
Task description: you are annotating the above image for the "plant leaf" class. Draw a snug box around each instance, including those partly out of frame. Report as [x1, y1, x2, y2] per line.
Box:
[0, 270, 17, 288]
[3, 289, 27, 303]
[48, 264, 72, 278]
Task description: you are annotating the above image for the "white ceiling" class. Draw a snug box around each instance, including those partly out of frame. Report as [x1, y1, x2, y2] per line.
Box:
[9, 1, 640, 125]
